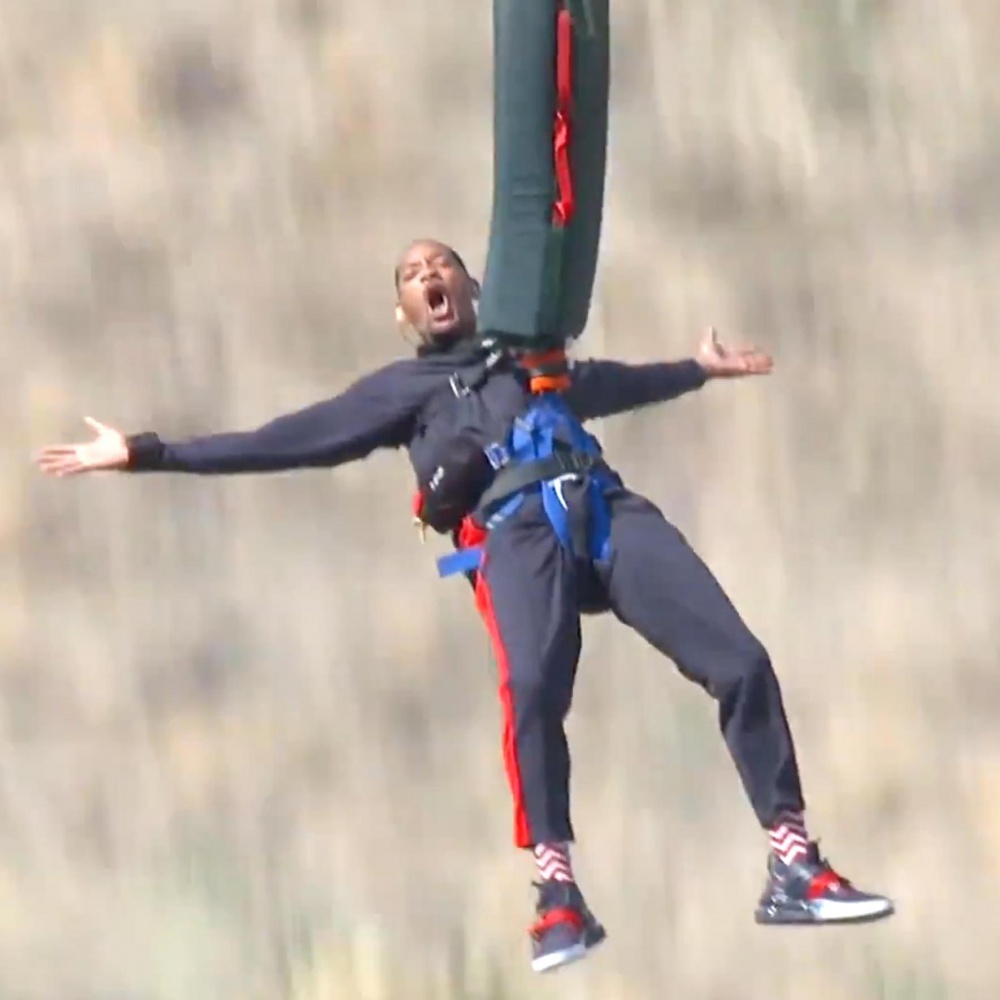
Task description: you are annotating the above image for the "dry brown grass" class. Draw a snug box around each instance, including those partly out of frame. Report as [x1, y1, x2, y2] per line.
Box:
[5, 0, 1000, 997]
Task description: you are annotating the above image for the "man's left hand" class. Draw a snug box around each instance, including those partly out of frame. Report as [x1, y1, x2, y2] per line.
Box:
[695, 327, 774, 379]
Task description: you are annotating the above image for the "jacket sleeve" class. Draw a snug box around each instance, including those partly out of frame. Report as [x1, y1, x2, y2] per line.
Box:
[565, 357, 709, 421]
[124, 360, 424, 475]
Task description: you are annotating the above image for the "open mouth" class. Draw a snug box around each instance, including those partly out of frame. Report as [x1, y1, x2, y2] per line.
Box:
[425, 284, 455, 325]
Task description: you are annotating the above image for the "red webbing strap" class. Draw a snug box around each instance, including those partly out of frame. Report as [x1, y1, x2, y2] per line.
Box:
[551, 6, 575, 227]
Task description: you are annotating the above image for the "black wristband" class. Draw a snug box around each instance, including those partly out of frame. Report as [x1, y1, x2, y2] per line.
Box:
[125, 431, 165, 471]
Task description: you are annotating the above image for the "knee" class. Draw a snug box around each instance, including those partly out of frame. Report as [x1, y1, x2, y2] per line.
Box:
[505, 672, 574, 721]
[743, 640, 774, 678]
[713, 639, 776, 699]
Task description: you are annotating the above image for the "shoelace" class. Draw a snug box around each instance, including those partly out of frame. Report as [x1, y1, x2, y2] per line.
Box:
[808, 854, 854, 897]
[529, 880, 590, 939]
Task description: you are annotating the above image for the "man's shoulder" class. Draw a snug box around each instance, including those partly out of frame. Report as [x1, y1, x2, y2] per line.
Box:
[567, 355, 613, 379]
[569, 354, 614, 368]
[355, 354, 436, 385]
[354, 352, 467, 408]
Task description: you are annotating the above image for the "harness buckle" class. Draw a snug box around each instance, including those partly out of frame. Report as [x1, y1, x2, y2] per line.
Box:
[449, 373, 470, 398]
[484, 442, 510, 470]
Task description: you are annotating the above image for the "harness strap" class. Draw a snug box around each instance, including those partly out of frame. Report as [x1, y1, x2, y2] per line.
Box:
[436, 455, 614, 580]
[448, 343, 510, 398]
[475, 450, 599, 518]
[436, 546, 485, 578]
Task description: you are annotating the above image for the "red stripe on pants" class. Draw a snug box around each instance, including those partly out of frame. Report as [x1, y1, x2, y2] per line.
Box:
[474, 560, 532, 848]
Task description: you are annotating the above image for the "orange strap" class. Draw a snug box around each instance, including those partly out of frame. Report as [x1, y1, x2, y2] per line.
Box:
[519, 346, 571, 394]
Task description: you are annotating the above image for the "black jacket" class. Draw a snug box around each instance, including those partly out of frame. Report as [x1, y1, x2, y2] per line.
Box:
[126, 338, 708, 494]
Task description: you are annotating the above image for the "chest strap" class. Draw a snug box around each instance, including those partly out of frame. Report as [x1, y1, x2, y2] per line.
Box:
[475, 450, 600, 520]
[435, 450, 610, 580]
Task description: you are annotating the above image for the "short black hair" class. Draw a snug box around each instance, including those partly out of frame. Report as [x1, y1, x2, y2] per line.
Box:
[394, 241, 469, 290]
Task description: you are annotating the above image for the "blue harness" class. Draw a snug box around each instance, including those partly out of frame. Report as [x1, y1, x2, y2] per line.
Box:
[435, 392, 617, 579]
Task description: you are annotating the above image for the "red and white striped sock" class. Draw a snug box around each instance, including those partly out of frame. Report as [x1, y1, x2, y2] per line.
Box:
[769, 811, 810, 865]
[534, 842, 575, 883]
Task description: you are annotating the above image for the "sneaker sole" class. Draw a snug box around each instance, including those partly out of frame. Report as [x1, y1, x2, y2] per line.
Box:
[756, 899, 895, 926]
[531, 928, 607, 974]
[532, 942, 588, 973]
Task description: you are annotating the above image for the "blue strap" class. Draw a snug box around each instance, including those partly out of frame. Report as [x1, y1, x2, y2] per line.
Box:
[540, 470, 615, 563]
[436, 393, 613, 581]
[436, 546, 484, 578]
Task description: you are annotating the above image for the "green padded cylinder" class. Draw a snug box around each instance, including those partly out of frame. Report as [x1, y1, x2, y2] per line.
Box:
[476, 0, 609, 349]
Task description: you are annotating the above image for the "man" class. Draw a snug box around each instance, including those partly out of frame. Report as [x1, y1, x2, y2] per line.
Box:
[36, 238, 894, 974]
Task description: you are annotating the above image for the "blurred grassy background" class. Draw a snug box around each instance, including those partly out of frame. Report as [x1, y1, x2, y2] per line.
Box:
[5, 0, 1000, 997]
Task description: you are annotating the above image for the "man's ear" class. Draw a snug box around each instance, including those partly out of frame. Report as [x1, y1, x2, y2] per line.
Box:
[396, 302, 422, 348]
[471, 278, 481, 300]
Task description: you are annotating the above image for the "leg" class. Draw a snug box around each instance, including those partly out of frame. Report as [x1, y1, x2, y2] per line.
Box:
[472, 498, 607, 969]
[602, 491, 803, 827]
[601, 491, 894, 925]
[475, 501, 582, 848]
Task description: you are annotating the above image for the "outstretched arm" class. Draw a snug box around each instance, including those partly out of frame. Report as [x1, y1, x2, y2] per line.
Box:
[567, 327, 773, 421]
[567, 357, 708, 421]
[36, 360, 427, 477]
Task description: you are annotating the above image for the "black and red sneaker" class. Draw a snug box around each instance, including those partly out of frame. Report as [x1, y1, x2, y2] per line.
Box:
[755, 842, 895, 925]
[529, 880, 607, 973]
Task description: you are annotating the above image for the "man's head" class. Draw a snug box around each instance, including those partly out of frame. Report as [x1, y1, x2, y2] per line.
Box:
[394, 239, 479, 348]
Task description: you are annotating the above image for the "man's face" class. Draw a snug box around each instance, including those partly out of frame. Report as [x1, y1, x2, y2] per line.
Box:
[395, 240, 477, 344]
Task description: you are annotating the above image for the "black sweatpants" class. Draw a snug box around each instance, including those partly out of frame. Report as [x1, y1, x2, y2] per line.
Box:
[472, 487, 805, 848]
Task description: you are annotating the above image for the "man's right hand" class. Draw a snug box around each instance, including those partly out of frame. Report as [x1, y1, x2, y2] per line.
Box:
[695, 326, 773, 379]
[35, 417, 130, 477]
